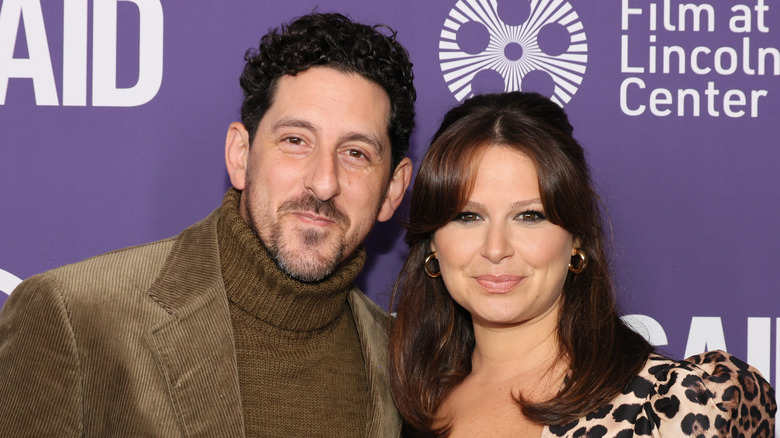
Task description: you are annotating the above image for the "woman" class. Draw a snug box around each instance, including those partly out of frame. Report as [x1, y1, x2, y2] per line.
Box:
[388, 92, 775, 437]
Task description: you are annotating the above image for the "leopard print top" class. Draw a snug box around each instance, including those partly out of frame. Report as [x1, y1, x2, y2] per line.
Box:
[544, 350, 776, 437]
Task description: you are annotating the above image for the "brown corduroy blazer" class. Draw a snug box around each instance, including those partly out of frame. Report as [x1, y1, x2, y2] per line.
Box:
[0, 209, 401, 437]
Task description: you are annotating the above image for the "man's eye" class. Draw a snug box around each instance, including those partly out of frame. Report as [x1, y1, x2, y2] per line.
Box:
[454, 212, 480, 223]
[284, 136, 304, 145]
[347, 149, 366, 159]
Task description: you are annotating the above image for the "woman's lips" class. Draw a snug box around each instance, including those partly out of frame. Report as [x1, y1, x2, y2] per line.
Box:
[475, 275, 523, 294]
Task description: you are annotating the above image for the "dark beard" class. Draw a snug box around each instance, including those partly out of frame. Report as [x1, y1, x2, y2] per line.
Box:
[249, 192, 349, 282]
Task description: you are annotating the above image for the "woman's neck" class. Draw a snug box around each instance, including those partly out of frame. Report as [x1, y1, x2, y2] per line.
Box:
[469, 302, 566, 394]
[437, 308, 565, 438]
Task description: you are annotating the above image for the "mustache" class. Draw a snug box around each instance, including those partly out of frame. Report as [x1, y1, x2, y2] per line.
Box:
[279, 193, 349, 225]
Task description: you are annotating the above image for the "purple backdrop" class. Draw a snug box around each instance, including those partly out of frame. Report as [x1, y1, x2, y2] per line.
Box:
[2, 0, 779, 389]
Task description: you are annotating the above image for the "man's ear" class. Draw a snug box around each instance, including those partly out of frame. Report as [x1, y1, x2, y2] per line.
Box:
[377, 157, 413, 222]
[225, 122, 251, 190]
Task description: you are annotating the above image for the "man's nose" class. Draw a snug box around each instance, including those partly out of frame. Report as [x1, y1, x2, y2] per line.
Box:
[303, 149, 341, 201]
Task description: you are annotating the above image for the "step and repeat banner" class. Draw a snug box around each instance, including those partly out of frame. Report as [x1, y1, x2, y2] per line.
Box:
[2, 0, 779, 383]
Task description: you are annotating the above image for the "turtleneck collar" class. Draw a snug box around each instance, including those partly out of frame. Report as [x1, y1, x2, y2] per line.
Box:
[217, 188, 365, 332]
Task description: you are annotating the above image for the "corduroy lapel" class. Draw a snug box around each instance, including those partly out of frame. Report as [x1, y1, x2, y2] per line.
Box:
[348, 289, 402, 437]
[145, 211, 246, 437]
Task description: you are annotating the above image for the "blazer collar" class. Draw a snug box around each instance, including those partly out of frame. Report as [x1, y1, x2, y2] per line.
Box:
[146, 209, 246, 437]
[349, 289, 402, 437]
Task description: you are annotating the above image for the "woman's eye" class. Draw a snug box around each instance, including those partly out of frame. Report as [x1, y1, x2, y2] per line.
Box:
[518, 210, 546, 222]
[454, 212, 480, 223]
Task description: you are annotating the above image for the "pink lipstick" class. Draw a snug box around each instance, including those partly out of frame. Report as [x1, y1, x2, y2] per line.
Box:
[475, 275, 522, 294]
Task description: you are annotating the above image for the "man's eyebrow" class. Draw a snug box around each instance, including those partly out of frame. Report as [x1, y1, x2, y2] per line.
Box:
[271, 117, 317, 134]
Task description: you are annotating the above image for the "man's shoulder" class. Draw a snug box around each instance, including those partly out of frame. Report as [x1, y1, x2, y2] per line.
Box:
[14, 210, 222, 305]
[347, 286, 390, 327]
[347, 287, 392, 348]
[42, 210, 220, 283]
[39, 235, 178, 287]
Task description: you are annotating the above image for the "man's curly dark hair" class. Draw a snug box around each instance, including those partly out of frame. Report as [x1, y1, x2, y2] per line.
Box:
[239, 12, 416, 169]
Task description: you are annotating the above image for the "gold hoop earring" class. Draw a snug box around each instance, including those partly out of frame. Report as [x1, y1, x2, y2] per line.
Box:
[568, 249, 588, 274]
[424, 252, 441, 278]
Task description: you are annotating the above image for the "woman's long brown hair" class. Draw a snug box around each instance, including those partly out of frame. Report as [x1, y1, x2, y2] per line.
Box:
[388, 92, 653, 437]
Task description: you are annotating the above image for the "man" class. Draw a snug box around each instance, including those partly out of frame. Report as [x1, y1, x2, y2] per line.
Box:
[0, 13, 415, 437]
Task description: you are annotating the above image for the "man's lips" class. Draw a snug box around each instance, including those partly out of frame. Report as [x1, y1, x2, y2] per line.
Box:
[292, 211, 335, 227]
[475, 275, 523, 294]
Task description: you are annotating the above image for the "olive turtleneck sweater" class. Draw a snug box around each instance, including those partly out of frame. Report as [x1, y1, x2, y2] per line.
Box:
[217, 188, 368, 437]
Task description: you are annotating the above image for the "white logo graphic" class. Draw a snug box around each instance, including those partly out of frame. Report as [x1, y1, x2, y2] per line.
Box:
[439, 0, 588, 105]
[0, 268, 22, 300]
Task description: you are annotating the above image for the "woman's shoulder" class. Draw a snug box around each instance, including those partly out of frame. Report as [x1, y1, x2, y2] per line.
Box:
[639, 350, 773, 403]
[638, 350, 775, 436]
[547, 350, 776, 437]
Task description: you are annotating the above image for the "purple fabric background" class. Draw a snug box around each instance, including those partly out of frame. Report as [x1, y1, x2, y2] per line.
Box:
[2, 0, 779, 385]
